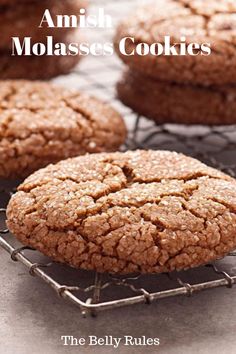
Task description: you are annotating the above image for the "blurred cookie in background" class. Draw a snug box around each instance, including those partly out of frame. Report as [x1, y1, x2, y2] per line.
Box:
[0, 0, 87, 80]
[117, 69, 236, 126]
[0, 48, 81, 80]
[0, 80, 126, 179]
[114, 0, 236, 86]
[0, 31, 82, 80]
[0, 0, 87, 50]
[115, 0, 236, 126]
[0, 0, 35, 4]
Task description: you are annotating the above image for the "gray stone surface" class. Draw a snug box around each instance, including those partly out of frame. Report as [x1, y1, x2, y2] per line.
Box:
[0, 245, 236, 354]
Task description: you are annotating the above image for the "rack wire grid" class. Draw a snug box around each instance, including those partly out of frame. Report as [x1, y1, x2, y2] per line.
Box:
[1, 0, 236, 317]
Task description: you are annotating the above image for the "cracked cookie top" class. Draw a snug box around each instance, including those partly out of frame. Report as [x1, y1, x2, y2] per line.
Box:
[114, 0, 236, 85]
[7, 150, 236, 274]
[0, 80, 126, 178]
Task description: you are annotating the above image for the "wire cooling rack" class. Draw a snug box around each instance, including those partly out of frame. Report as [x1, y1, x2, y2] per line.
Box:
[1, 0, 236, 317]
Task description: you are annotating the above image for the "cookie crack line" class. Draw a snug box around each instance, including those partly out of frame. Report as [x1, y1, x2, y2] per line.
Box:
[8, 200, 232, 270]
[183, 2, 211, 34]
[0, 103, 109, 142]
[17, 177, 233, 236]
[115, 0, 236, 87]
[208, 196, 236, 215]
[117, 0, 221, 42]
[62, 97, 96, 125]
[0, 81, 126, 179]
[0, 134, 89, 177]
[120, 20, 236, 56]
[19, 165, 229, 198]
[1, 85, 18, 104]
[0, 119, 119, 154]
[14, 149, 236, 228]
[176, 0, 236, 17]
[7, 151, 236, 274]
[62, 97, 121, 135]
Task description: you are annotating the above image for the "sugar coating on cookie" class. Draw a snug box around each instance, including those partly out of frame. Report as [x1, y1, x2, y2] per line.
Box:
[7, 150, 236, 274]
[114, 0, 236, 86]
[0, 81, 126, 178]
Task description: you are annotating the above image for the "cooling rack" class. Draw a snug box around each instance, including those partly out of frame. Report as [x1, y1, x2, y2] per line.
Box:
[1, 0, 236, 317]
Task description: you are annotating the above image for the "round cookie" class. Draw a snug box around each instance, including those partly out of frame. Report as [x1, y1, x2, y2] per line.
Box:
[0, 0, 33, 5]
[0, 80, 126, 179]
[0, 30, 82, 80]
[7, 150, 236, 274]
[0, 0, 87, 50]
[0, 49, 81, 80]
[117, 70, 236, 126]
[114, 0, 236, 86]
[0, 0, 38, 4]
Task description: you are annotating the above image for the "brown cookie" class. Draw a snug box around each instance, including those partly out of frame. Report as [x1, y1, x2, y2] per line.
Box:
[114, 0, 236, 86]
[117, 69, 236, 126]
[0, 50, 81, 80]
[0, 80, 126, 179]
[7, 150, 236, 274]
[0, 30, 83, 80]
[0, 0, 31, 5]
[0, 0, 36, 5]
[0, 0, 87, 50]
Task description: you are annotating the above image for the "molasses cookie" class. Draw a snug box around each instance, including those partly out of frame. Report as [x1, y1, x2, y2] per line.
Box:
[0, 49, 81, 80]
[114, 0, 236, 86]
[7, 150, 236, 274]
[0, 0, 87, 50]
[0, 0, 28, 5]
[0, 30, 83, 80]
[0, 0, 35, 5]
[0, 80, 126, 178]
[117, 70, 236, 125]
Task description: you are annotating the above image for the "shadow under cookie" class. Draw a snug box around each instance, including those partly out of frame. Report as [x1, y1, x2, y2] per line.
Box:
[117, 70, 236, 126]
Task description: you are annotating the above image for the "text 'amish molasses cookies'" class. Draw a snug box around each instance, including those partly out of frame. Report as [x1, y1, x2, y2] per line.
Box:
[114, 0, 236, 86]
[7, 150, 236, 274]
[0, 80, 126, 179]
[117, 70, 236, 125]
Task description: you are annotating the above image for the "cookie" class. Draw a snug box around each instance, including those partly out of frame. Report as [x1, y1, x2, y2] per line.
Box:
[0, 29, 83, 80]
[114, 0, 236, 86]
[0, 0, 87, 50]
[0, 80, 126, 179]
[0, 0, 36, 5]
[7, 150, 236, 274]
[0, 0, 31, 5]
[117, 70, 236, 126]
[0, 50, 81, 80]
